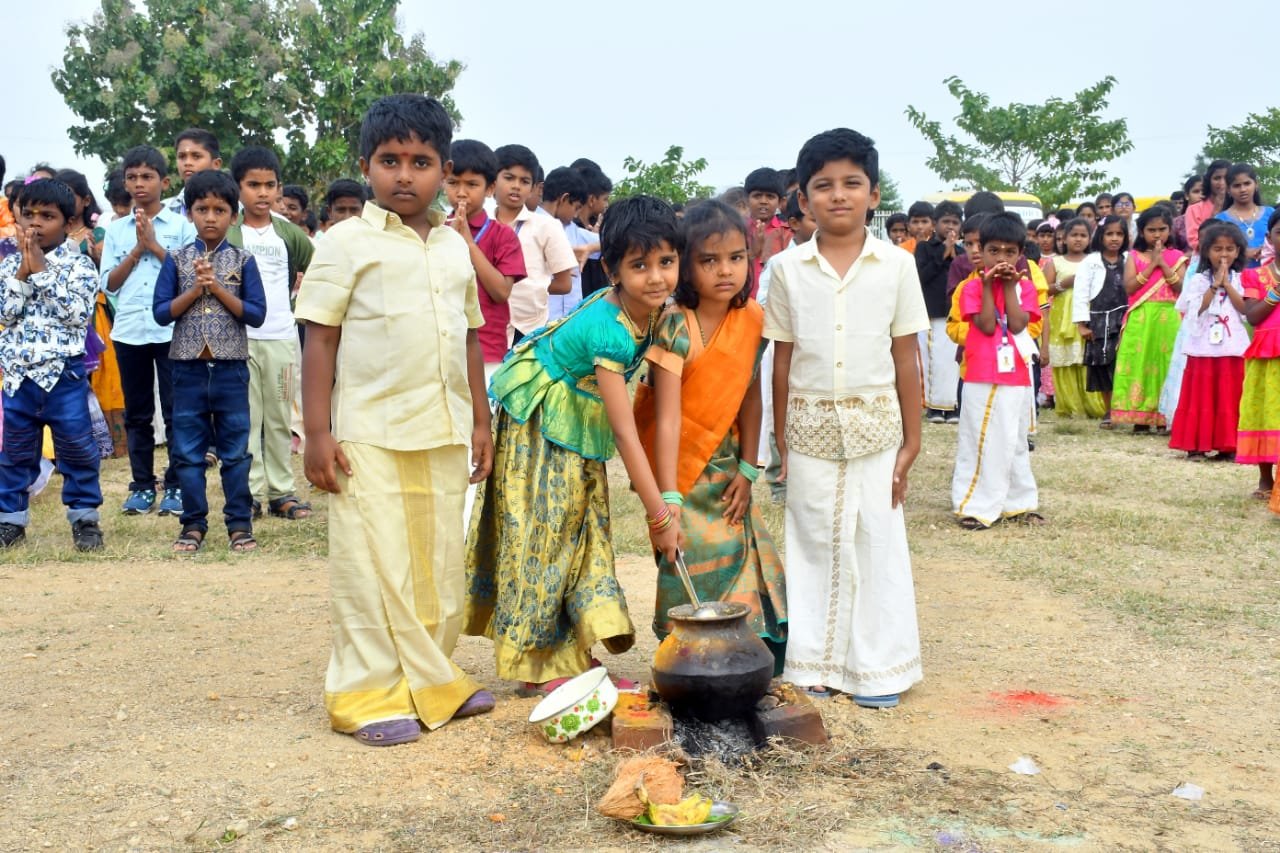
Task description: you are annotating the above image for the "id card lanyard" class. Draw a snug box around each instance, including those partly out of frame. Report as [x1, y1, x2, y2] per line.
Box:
[995, 305, 1017, 374]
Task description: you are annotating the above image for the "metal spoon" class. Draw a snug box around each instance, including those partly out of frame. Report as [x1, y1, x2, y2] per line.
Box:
[674, 550, 718, 617]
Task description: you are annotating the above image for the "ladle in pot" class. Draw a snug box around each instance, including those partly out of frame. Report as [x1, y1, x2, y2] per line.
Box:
[674, 550, 719, 617]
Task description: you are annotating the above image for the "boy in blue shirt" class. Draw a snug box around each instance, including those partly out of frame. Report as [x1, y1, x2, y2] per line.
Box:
[101, 146, 196, 516]
[153, 170, 268, 552]
[0, 179, 105, 550]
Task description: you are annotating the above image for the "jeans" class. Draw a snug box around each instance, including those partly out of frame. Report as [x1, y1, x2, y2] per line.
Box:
[114, 340, 177, 492]
[170, 360, 254, 534]
[0, 358, 102, 525]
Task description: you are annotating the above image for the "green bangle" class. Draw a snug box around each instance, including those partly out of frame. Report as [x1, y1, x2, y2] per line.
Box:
[737, 460, 760, 482]
[661, 490, 684, 507]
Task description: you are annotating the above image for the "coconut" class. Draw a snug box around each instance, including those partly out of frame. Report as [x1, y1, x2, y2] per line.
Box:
[596, 756, 684, 820]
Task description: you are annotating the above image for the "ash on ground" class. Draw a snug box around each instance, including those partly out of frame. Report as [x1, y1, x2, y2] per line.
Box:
[672, 715, 761, 766]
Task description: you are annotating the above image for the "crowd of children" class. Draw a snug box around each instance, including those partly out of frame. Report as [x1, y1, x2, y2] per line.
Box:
[3, 95, 1278, 747]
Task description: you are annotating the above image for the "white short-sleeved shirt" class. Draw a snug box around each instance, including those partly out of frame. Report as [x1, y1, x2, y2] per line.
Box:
[505, 206, 577, 335]
[763, 232, 929, 459]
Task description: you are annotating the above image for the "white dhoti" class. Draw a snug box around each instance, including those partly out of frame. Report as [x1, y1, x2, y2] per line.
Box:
[325, 442, 481, 732]
[758, 342, 775, 463]
[781, 446, 923, 696]
[918, 318, 959, 411]
[951, 382, 1038, 526]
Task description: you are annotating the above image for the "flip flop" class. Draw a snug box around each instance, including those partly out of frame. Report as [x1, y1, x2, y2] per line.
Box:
[1012, 512, 1047, 527]
[453, 690, 495, 719]
[172, 527, 205, 553]
[353, 718, 421, 746]
[1251, 487, 1273, 501]
[851, 694, 900, 709]
[957, 516, 988, 530]
[800, 685, 835, 699]
[515, 677, 572, 698]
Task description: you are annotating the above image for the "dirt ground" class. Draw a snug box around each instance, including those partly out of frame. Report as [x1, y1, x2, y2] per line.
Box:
[2, 416, 1278, 851]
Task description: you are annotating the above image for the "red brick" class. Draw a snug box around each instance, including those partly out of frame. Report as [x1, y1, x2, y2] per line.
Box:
[748, 691, 829, 746]
[610, 693, 673, 751]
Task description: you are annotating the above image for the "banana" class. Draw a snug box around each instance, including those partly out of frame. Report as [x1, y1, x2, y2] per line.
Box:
[635, 776, 714, 826]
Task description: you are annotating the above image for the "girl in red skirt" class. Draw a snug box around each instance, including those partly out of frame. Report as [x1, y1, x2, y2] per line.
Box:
[1170, 222, 1249, 459]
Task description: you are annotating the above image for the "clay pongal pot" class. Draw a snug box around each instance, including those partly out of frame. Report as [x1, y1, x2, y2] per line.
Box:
[651, 602, 774, 722]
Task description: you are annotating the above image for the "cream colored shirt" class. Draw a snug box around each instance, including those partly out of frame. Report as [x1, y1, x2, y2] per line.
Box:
[763, 232, 928, 459]
[294, 203, 483, 452]
[504, 206, 577, 336]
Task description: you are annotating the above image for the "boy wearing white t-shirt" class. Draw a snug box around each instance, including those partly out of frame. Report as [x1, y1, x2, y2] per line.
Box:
[227, 146, 314, 520]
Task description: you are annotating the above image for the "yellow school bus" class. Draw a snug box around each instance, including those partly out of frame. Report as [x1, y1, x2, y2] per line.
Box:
[923, 191, 1044, 225]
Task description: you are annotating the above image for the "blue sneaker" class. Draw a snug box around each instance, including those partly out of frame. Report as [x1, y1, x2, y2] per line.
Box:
[121, 488, 157, 515]
[158, 487, 183, 516]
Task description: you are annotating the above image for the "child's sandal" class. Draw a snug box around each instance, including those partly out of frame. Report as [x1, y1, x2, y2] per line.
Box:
[957, 516, 988, 531]
[268, 496, 312, 520]
[173, 527, 205, 553]
[229, 530, 258, 552]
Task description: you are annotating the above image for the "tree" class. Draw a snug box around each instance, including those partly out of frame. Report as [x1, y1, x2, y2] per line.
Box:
[905, 76, 1132, 211]
[878, 170, 903, 212]
[53, 0, 299, 167]
[611, 146, 714, 205]
[53, 0, 461, 195]
[282, 0, 463, 192]
[1190, 108, 1280, 202]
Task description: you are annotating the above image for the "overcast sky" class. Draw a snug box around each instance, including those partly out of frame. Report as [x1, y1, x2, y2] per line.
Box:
[8, 1, 1279, 208]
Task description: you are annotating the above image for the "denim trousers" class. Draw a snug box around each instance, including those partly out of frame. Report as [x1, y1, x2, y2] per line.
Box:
[170, 359, 253, 534]
[0, 357, 102, 525]
[114, 340, 177, 492]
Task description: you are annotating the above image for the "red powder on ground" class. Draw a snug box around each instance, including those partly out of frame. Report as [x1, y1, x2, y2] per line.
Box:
[990, 690, 1068, 709]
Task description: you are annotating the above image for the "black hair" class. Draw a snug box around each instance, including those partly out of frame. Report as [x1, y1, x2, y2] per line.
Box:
[719, 187, 747, 208]
[17, 178, 76, 222]
[1075, 202, 1097, 217]
[318, 206, 330, 224]
[303, 210, 318, 234]
[1111, 191, 1134, 210]
[28, 162, 56, 179]
[907, 200, 935, 219]
[1053, 208, 1074, 222]
[494, 144, 540, 177]
[1170, 191, 1186, 203]
[54, 169, 102, 227]
[1225, 163, 1263, 206]
[1268, 207, 1280, 234]
[783, 190, 805, 222]
[1195, 221, 1248, 274]
[121, 145, 168, 177]
[885, 212, 908, 230]
[576, 165, 613, 197]
[1203, 159, 1232, 200]
[282, 184, 309, 210]
[5, 180, 23, 207]
[963, 191, 1003, 219]
[674, 199, 752, 310]
[779, 168, 797, 189]
[1182, 175, 1202, 197]
[599, 195, 681, 275]
[0, 155, 6, 187]
[183, 169, 240, 211]
[104, 169, 130, 208]
[1132, 206, 1173, 251]
[569, 157, 602, 173]
[744, 167, 783, 197]
[978, 211, 1025, 248]
[1036, 222, 1056, 235]
[230, 145, 282, 183]
[796, 128, 878, 192]
[1095, 192, 1113, 204]
[542, 167, 587, 205]
[934, 200, 963, 222]
[1027, 218, 1044, 231]
[1024, 242, 1041, 263]
[1061, 217, 1091, 248]
[448, 139, 498, 185]
[326, 179, 366, 207]
[1089, 215, 1130, 254]
[533, 164, 545, 184]
[961, 212, 989, 236]
[358, 93, 452, 162]
[174, 127, 221, 161]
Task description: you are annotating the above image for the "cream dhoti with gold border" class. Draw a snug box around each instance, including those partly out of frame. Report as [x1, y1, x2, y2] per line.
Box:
[325, 441, 481, 732]
[919, 318, 960, 411]
[779, 391, 924, 697]
[951, 382, 1038, 527]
